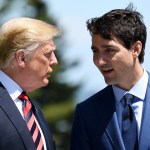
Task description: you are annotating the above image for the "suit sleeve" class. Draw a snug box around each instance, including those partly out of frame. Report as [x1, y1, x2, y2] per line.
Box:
[70, 104, 91, 150]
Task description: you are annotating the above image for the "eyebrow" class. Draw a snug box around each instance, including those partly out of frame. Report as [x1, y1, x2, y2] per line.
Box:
[91, 44, 117, 50]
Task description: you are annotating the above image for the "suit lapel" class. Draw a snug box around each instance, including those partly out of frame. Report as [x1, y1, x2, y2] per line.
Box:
[33, 104, 55, 150]
[0, 84, 35, 150]
[106, 112, 125, 150]
[100, 86, 125, 150]
[139, 76, 150, 150]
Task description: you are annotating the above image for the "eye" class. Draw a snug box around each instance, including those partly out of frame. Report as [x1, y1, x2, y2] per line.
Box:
[106, 48, 113, 52]
[104, 48, 117, 58]
[91, 48, 98, 54]
[106, 48, 116, 53]
[44, 51, 52, 59]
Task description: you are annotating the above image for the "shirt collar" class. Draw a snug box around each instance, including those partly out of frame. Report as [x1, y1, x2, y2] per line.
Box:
[0, 70, 23, 101]
[112, 69, 148, 103]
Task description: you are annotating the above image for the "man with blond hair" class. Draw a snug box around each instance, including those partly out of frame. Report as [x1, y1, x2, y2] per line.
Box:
[0, 17, 60, 150]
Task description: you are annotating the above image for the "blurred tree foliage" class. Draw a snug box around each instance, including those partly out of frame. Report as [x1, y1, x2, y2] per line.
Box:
[0, 0, 80, 149]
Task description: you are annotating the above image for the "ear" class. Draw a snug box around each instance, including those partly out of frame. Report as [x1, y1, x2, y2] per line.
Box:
[132, 41, 142, 58]
[15, 49, 26, 68]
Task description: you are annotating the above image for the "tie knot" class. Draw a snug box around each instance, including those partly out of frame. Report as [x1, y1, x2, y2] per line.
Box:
[18, 92, 29, 102]
[122, 93, 134, 106]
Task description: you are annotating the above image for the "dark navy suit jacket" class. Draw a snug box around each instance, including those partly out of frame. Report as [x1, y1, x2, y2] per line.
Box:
[70, 74, 150, 150]
[0, 82, 55, 150]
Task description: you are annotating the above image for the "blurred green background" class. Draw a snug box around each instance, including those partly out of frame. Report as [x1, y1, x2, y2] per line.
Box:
[0, 0, 81, 149]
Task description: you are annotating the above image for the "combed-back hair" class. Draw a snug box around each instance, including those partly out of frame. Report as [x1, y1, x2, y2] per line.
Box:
[0, 17, 61, 69]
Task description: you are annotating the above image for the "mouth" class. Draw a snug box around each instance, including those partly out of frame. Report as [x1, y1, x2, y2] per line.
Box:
[101, 68, 114, 76]
[46, 72, 51, 78]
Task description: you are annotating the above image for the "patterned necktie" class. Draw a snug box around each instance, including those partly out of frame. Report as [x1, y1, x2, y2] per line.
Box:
[19, 92, 44, 150]
[121, 93, 138, 150]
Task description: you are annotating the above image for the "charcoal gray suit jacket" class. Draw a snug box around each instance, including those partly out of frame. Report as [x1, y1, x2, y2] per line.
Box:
[0, 82, 55, 150]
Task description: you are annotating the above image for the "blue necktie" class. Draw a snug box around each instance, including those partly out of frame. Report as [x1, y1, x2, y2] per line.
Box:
[121, 93, 138, 150]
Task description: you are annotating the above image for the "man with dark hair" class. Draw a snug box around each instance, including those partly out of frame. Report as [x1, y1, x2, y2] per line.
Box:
[70, 4, 149, 150]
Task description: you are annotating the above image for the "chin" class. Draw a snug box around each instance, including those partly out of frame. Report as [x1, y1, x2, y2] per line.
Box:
[104, 78, 115, 85]
[43, 80, 49, 86]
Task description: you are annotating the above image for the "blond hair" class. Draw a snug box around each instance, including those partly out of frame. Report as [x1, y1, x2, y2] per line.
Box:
[0, 17, 61, 69]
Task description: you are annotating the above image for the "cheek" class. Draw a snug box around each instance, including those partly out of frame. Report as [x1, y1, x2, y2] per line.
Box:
[38, 61, 50, 73]
[35, 56, 49, 67]
[112, 57, 132, 73]
[28, 59, 49, 75]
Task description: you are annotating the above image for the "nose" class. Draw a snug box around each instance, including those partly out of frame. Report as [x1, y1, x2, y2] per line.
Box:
[50, 52, 58, 66]
[94, 54, 107, 67]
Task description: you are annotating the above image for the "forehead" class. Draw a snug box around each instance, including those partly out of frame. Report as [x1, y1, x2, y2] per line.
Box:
[91, 34, 123, 48]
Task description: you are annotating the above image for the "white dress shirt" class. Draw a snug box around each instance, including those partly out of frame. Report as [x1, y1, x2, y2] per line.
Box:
[112, 69, 148, 135]
[0, 70, 47, 150]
